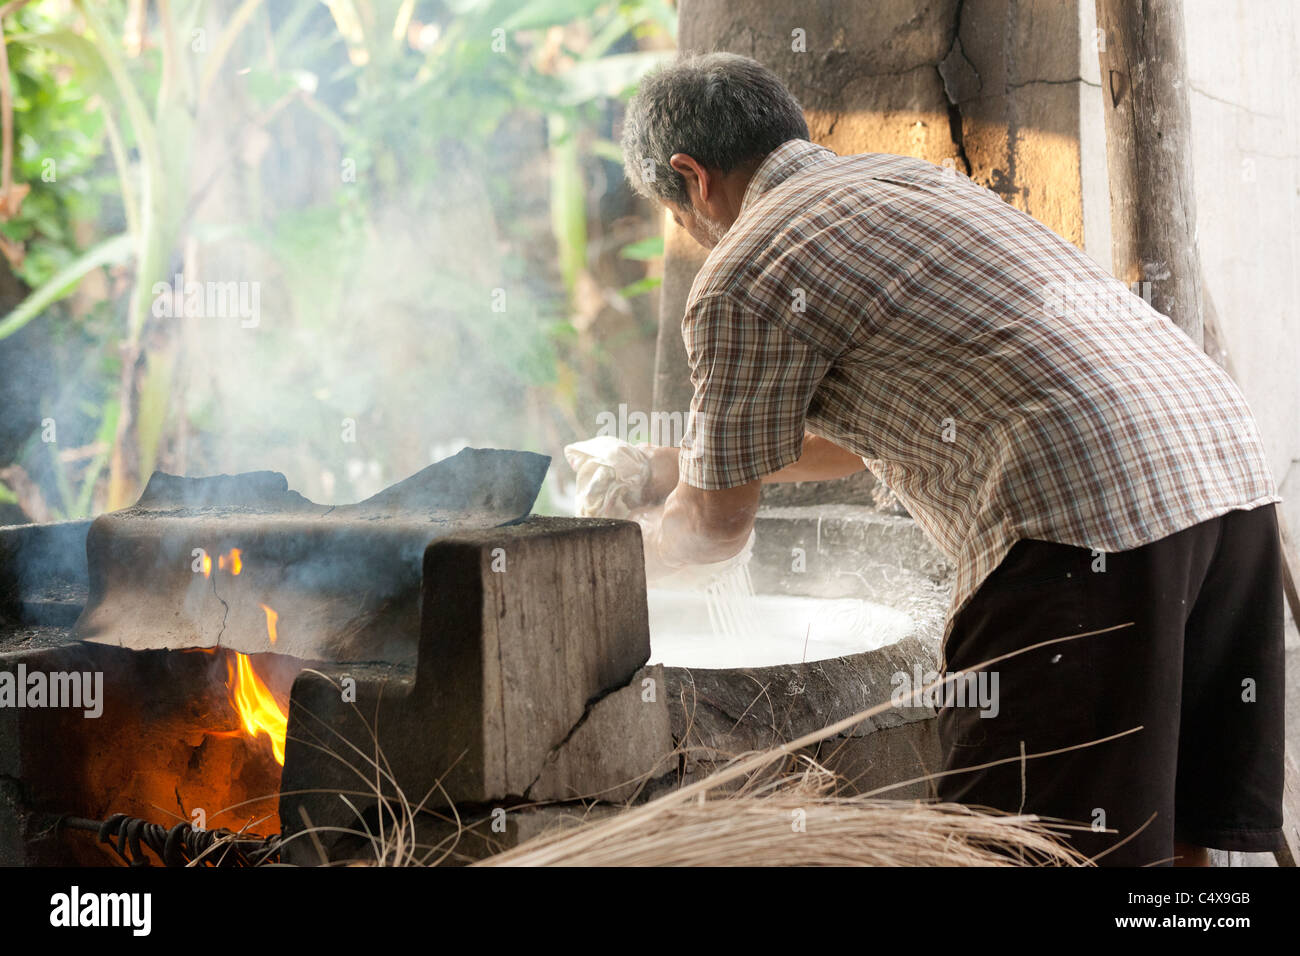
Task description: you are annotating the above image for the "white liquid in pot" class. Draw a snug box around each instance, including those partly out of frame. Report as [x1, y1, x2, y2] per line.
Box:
[647, 588, 912, 669]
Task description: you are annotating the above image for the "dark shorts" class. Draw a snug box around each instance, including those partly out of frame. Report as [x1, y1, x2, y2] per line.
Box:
[935, 503, 1287, 866]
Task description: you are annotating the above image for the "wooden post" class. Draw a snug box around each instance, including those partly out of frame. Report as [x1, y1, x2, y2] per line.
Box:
[1095, 0, 1203, 347]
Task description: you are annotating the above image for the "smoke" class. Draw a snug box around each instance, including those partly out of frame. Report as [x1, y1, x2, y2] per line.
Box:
[180, 147, 557, 507]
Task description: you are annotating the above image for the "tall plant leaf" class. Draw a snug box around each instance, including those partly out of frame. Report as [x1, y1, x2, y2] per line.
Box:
[0, 232, 134, 340]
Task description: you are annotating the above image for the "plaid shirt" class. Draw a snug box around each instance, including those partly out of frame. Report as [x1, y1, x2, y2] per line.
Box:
[678, 138, 1280, 640]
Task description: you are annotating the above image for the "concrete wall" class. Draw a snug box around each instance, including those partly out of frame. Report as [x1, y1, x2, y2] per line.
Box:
[1176, 0, 1300, 765]
[1180, 0, 1300, 546]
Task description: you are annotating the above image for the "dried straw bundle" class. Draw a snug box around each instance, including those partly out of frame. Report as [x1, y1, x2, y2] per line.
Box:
[475, 631, 1132, 868]
[476, 792, 1087, 867]
[280, 630, 1126, 867]
[476, 759, 1088, 867]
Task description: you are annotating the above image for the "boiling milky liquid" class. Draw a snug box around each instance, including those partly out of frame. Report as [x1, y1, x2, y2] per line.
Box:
[702, 561, 760, 642]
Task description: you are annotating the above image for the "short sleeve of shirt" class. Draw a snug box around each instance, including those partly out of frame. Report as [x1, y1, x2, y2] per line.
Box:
[678, 291, 834, 490]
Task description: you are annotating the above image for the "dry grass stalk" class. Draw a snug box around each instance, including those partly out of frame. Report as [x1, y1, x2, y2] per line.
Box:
[477, 792, 1086, 867]
[217, 625, 1130, 866]
[475, 624, 1130, 867]
[475, 758, 1088, 867]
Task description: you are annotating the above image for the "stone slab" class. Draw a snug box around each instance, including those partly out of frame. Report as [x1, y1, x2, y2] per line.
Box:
[279, 517, 669, 862]
[73, 448, 549, 663]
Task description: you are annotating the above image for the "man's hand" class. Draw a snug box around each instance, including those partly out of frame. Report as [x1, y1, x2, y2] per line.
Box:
[632, 503, 686, 582]
[642, 444, 683, 507]
[636, 500, 756, 587]
[651, 477, 762, 570]
[564, 437, 653, 518]
[572, 432, 861, 581]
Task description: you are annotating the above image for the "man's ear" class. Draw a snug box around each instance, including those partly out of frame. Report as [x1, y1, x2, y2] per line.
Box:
[669, 153, 711, 203]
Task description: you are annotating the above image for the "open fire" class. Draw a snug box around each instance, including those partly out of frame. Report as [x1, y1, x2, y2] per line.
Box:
[200, 545, 290, 764]
[188, 592, 291, 767]
[0, 451, 557, 865]
[226, 651, 289, 765]
[226, 598, 288, 765]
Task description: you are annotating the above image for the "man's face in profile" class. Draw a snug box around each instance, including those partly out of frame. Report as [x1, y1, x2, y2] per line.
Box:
[663, 199, 728, 250]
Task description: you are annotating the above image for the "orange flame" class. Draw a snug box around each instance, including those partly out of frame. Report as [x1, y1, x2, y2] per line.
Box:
[260, 603, 279, 645]
[227, 653, 288, 765]
[222, 602, 288, 764]
[207, 548, 243, 577]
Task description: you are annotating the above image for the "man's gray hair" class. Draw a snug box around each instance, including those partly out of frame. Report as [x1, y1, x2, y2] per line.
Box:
[621, 52, 809, 208]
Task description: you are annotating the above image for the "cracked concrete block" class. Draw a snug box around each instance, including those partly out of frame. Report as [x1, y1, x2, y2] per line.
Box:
[812, 67, 960, 163]
[527, 664, 673, 803]
[958, 0, 1085, 95]
[1010, 83, 1087, 242]
[680, 0, 958, 83]
[957, 0, 1011, 95]
[955, 0, 1089, 245]
[412, 518, 652, 800]
[939, 36, 982, 103]
[961, 81, 1085, 244]
[1009, 0, 1082, 87]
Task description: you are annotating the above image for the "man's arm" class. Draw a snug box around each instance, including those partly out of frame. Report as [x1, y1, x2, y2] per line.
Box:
[643, 433, 864, 502]
[760, 433, 867, 484]
[637, 434, 865, 574]
[642, 291, 848, 575]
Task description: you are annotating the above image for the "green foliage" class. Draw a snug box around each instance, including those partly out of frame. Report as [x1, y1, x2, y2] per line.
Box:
[618, 275, 661, 298]
[0, 232, 132, 340]
[2, 9, 116, 290]
[619, 235, 663, 260]
[1, 0, 675, 514]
